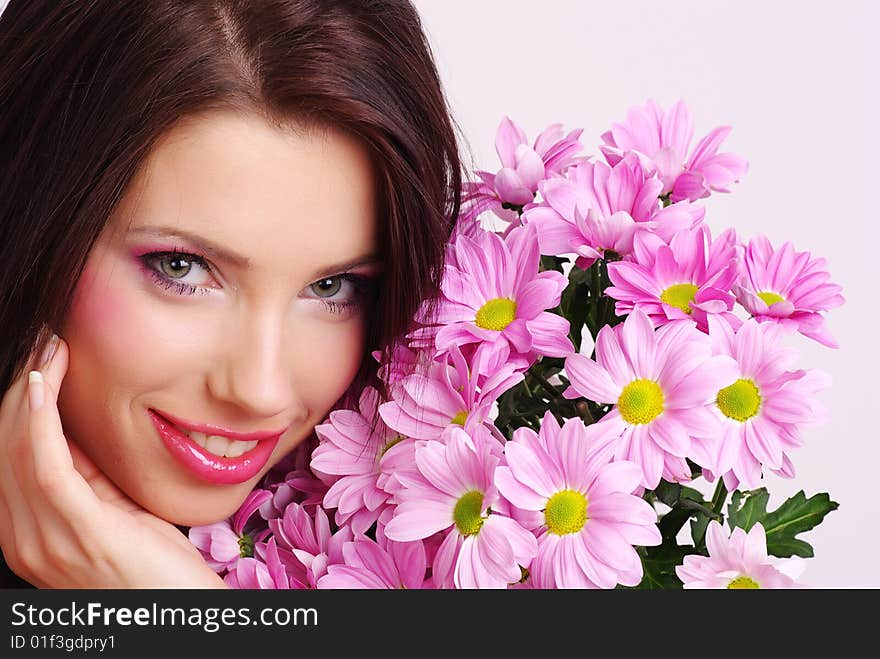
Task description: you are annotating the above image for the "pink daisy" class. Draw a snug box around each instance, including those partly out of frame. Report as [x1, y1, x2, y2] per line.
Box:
[371, 342, 427, 389]
[461, 116, 585, 227]
[377, 341, 525, 441]
[562, 309, 739, 488]
[700, 316, 830, 491]
[733, 234, 844, 348]
[600, 98, 748, 202]
[311, 386, 410, 534]
[383, 425, 537, 589]
[494, 410, 661, 588]
[316, 538, 428, 589]
[224, 538, 304, 589]
[188, 489, 272, 574]
[268, 502, 352, 588]
[523, 154, 704, 268]
[407, 222, 574, 360]
[605, 225, 742, 332]
[676, 521, 805, 588]
[258, 435, 327, 517]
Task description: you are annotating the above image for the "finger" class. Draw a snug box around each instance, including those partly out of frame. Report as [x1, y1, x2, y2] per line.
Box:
[38, 334, 67, 406]
[0, 329, 58, 431]
[28, 373, 74, 474]
[26, 355, 95, 527]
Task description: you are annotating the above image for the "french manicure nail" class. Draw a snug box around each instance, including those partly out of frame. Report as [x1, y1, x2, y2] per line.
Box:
[40, 333, 59, 366]
[28, 371, 45, 410]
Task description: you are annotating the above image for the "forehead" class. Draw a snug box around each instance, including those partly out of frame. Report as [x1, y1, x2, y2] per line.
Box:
[108, 110, 379, 279]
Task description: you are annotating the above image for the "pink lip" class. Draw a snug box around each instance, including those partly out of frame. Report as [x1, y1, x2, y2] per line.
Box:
[147, 409, 284, 485]
[150, 408, 289, 442]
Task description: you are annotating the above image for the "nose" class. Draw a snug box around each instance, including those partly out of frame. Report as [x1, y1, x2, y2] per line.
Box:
[206, 307, 306, 424]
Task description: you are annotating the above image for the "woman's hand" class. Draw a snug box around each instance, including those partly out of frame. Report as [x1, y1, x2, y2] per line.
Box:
[0, 332, 228, 588]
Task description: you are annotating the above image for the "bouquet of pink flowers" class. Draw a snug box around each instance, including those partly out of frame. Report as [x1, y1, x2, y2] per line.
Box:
[190, 99, 843, 589]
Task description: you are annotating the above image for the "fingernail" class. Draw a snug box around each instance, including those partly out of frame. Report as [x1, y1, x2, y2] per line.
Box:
[28, 371, 45, 410]
[41, 333, 59, 367]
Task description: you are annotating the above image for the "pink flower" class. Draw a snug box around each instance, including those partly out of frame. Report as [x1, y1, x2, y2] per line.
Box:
[188, 489, 271, 574]
[383, 425, 537, 589]
[701, 316, 830, 490]
[600, 99, 748, 202]
[563, 309, 739, 488]
[495, 411, 661, 588]
[407, 222, 574, 360]
[461, 117, 585, 227]
[372, 342, 428, 389]
[733, 235, 844, 348]
[258, 435, 328, 517]
[269, 503, 352, 588]
[676, 521, 805, 588]
[224, 538, 303, 589]
[316, 538, 428, 589]
[311, 386, 409, 534]
[523, 155, 704, 267]
[605, 225, 742, 332]
[378, 342, 525, 441]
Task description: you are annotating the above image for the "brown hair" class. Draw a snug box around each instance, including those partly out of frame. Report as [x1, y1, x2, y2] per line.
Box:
[0, 0, 463, 421]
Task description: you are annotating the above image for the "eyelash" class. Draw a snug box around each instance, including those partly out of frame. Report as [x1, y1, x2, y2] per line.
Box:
[139, 248, 378, 315]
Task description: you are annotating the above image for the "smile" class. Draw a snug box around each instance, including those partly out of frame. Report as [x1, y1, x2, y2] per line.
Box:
[146, 409, 285, 485]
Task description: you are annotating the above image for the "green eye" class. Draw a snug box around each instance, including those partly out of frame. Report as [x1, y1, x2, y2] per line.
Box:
[159, 256, 193, 278]
[312, 277, 343, 297]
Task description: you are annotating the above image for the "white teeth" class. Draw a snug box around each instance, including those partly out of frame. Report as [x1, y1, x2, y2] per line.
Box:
[225, 440, 257, 458]
[205, 435, 231, 456]
[177, 427, 258, 458]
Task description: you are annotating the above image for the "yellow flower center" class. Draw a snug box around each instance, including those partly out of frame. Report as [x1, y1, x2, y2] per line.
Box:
[475, 297, 517, 331]
[727, 575, 760, 589]
[450, 411, 468, 426]
[757, 291, 785, 307]
[453, 490, 485, 536]
[660, 283, 699, 314]
[544, 489, 588, 535]
[716, 378, 761, 421]
[618, 379, 665, 425]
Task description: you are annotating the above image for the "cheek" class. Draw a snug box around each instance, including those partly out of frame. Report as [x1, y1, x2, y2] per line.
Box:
[60, 259, 197, 405]
[294, 316, 368, 405]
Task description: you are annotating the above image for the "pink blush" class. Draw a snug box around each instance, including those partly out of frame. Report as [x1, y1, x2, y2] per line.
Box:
[65, 256, 146, 355]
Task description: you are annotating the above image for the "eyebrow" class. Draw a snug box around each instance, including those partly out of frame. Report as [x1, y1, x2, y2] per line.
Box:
[128, 225, 382, 279]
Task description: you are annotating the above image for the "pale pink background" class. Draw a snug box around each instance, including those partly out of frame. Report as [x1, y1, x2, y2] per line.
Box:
[413, 0, 879, 587]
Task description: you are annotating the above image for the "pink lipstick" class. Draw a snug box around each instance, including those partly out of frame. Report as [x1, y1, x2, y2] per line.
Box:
[147, 408, 286, 484]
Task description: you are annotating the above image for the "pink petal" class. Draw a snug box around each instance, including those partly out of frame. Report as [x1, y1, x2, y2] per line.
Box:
[384, 501, 453, 541]
[564, 353, 619, 403]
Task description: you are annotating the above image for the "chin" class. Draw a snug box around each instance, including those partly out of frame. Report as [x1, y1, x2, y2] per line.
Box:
[132, 482, 255, 528]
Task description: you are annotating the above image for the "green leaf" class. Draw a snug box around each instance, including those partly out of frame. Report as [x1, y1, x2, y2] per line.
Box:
[762, 491, 839, 559]
[654, 479, 682, 508]
[726, 488, 770, 532]
[634, 544, 695, 589]
[539, 254, 568, 273]
[655, 484, 713, 542]
[690, 513, 711, 549]
[724, 488, 839, 559]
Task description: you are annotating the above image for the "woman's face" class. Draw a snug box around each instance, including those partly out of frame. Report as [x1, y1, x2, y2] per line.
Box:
[57, 110, 381, 526]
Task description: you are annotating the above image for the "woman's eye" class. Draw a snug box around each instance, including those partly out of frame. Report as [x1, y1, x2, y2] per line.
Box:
[140, 250, 214, 296]
[311, 277, 343, 298]
[308, 274, 378, 315]
[139, 249, 378, 310]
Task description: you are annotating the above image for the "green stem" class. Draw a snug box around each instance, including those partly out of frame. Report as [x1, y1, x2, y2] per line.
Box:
[590, 262, 601, 335]
[527, 370, 562, 400]
[574, 400, 594, 425]
[710, 479, 728, 517]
